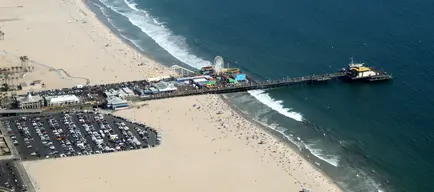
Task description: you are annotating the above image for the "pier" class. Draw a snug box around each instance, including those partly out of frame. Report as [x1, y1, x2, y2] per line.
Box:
[17, 71, 391, 108]
[6, 56, 392, 112]
[139, 72, 348, 101]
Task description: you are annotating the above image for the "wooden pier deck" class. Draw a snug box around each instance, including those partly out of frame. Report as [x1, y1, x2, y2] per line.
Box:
[140, 72, 347, 101]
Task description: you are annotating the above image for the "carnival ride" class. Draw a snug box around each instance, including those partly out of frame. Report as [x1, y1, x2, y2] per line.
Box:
[200, 56, 240, 75]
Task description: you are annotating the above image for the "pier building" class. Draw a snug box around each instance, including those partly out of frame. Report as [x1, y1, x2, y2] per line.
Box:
[340, 58, 392, 81]
[106, 96, 128, 110]
[44, 95, 80, 107]
[16, 93, 43, 109]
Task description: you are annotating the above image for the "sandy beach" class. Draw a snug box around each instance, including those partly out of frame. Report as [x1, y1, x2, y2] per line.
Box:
[1, 0, 342, 191]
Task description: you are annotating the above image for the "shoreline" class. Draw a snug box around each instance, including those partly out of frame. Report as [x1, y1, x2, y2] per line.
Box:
[219, 94, 344, 190]
[82, 3, 343, 188]
[83, 0, 345, 188]
[2, 0, 342, 191]
[80, 0, 177, 75]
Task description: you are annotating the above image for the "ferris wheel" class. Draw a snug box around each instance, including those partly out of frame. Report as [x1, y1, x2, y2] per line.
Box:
[213, 56, 224, 74]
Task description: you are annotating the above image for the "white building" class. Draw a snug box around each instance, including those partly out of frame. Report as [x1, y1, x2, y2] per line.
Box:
[44, 95, 80, 107]
[121, 87, 135, 97]
[104, 88, 135, 99]
[104, 89, 119, 97]
[106, 96, 128, 110]
[153, 81, 178, 92]
[16, 92, 43, 109]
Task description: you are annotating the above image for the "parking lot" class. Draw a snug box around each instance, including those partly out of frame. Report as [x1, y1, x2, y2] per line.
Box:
[0, 160, 28, 192]
[3, 112, 161, 160]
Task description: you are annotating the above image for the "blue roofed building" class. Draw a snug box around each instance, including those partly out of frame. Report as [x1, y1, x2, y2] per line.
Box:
[106, 96, 129, 110]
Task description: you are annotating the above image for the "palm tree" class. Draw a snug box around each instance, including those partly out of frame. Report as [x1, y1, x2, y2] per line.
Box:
[4, 74, 9, 87]
[0, 93, 4, 108]
[8, 75, 13, 88]
[19, 56, 24, 69]
[20, 56, 29, 69]
[16, 76, 20, 87]
[11, 76, 17, 88]
[2, 92, 8, 107]
[26, 57, 30, 71]
[11, 76, 18, 95]
[2, 74, 9, 92]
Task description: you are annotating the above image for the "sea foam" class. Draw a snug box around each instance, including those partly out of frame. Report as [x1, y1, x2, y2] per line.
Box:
[247, 90, 303, 122]
[305, 143, 340, 167]
[98, 0, 211, 69]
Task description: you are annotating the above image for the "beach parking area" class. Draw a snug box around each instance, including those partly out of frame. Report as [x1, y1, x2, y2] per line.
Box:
[4, 112, 159, 160]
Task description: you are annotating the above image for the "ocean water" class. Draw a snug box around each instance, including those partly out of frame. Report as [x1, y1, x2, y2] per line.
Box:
[86, 0, 434, 191]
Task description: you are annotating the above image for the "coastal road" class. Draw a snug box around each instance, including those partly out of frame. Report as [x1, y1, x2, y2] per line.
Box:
[0, 159, 29, 192]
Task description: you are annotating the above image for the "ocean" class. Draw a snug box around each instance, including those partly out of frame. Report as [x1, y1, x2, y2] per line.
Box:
[86, 0, 434, 191]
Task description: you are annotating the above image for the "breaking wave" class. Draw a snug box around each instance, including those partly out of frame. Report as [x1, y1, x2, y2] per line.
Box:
[305, 143, 340, 167]
[247, 90, 303, 122]
[92, 2, 147, 53]
[97, 0, 211, 69]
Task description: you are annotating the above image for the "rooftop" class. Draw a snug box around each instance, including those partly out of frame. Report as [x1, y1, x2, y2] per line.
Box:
[153, 81, 169, 90]
[106, 96, 127, 105]
[121, 87, 135, 95]
[104, 89, 119, 97]
[45, 95, 80, 103]
[351, 66, 372, 72]
[17, 93, 42, 103]
[153, 81, 177, 92]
